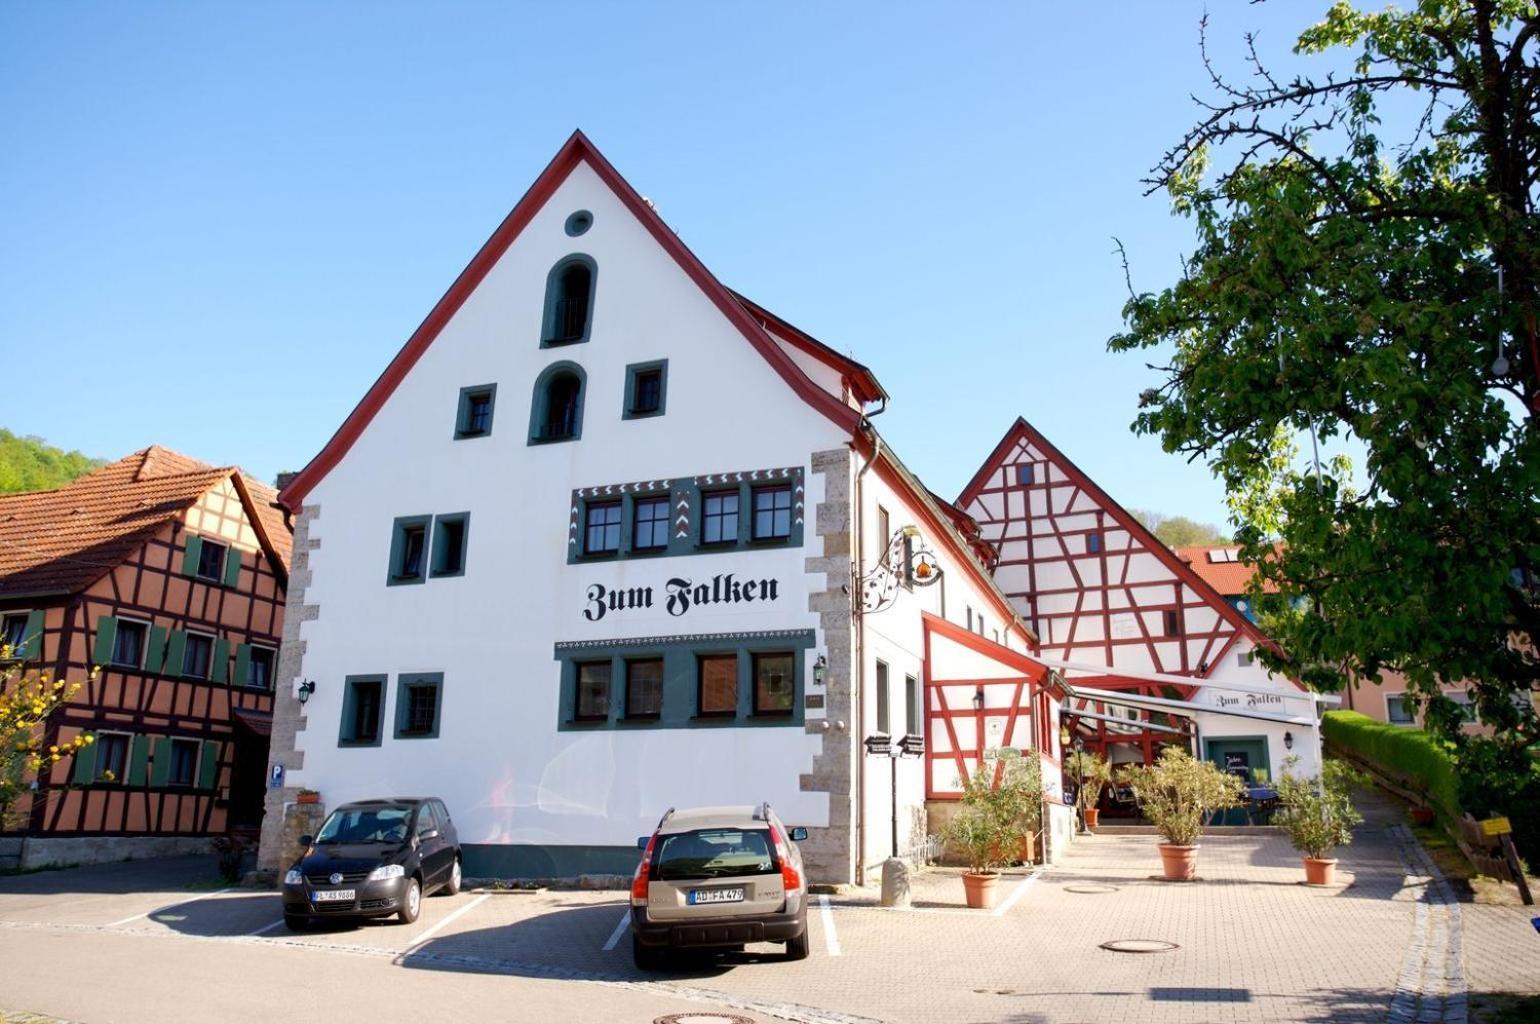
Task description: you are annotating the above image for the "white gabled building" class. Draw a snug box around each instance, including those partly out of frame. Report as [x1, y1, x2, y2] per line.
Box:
[258, 132, 1072, 883]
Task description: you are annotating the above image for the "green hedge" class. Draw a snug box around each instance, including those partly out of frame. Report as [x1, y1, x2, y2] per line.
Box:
[1321, 710, 1461, 819]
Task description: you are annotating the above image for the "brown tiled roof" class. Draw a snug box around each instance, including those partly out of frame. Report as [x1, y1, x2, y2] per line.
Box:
[0, 446, 291, 598]
[1174, 544, 1280, 597]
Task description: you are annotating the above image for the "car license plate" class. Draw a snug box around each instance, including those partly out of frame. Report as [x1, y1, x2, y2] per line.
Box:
[688, 887, 745, 905]
[313, 889, 355, 902]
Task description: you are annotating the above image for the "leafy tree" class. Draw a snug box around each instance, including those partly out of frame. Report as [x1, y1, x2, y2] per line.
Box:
[1110, 2, 1540, 763]
[0, 659, 96, 830]
[0, 429, 103, 493]
[1129, 508, 1232, 547]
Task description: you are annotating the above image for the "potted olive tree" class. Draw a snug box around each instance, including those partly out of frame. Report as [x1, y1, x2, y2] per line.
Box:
[1274, 757, 1365, 885]
[1065, 748, 1112, 830]
[944, 749, 1041, 908]
[1117, 747, 1243, 880]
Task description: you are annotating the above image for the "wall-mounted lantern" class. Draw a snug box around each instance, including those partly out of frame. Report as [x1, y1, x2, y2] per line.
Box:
[297, 679, 317, 705]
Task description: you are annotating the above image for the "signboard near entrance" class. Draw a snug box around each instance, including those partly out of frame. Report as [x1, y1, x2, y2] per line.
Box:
[1481, 816, 1513, 837]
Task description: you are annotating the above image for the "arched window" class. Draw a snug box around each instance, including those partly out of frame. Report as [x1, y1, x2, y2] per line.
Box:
[529, 362, 587, 444]
[541, 255, 597, 346]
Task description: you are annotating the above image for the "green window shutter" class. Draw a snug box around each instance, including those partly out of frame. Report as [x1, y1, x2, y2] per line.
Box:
[234, 644, 251, 686]
[92, 616, 118, 666]
[164, 631, 187, 678]
[180, 535, 202, 577]
[211, 638, 230, 683]
[144, 626, 168, 674]
[197, 740, 221, 790]
[126, 734, 150, 787]
[150, 736, 173, 787]
[20, 609, 44, 660]
[71, 739, 98, 784]
[222, 549, 242, 588]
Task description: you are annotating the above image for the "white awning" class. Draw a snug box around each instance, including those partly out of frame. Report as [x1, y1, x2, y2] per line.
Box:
[1066, 685, 1317, 728]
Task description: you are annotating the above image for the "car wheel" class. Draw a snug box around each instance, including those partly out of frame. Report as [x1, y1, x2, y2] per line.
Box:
[283, 914, 309, 932]
[398, 878, 422, 924]
[440, 856, 462, 896]
[785, 927, 810, 961]
[631, 934, 665, 971]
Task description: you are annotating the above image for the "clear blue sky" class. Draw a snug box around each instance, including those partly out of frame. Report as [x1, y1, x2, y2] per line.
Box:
[1, 1, 1331, 525]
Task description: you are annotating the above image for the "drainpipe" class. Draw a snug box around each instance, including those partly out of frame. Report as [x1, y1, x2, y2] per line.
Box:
[852, 407, 884, 885]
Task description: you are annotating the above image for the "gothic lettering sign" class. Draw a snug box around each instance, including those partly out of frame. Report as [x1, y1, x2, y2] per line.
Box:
[583, 573, 782, 622]
[1210, 691, 1287, 711]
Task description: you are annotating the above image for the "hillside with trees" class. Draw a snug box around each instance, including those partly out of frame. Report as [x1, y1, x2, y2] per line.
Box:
[0, 430, 104, 493]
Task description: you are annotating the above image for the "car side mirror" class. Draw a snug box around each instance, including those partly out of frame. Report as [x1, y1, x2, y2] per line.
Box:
[636, 836, 651, 850]
[298, 835, 313, 848]
[419, 829, 440, 842]
[789, 826, 808, 842]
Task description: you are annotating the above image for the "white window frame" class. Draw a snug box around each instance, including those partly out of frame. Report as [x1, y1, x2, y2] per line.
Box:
[194, 538, 228, 583]
[94, 729, 133, 784]
[1, 609, 32, 659]
[112, 616, 153, 670]
[166, 736, 202, 787]
[182, 629, 217, 680]
[1385, 692, 1415, 725]
[246, 643, 278, 690]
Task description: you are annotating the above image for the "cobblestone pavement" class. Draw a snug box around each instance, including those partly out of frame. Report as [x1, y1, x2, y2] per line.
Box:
[3, 825, 1537, 1024]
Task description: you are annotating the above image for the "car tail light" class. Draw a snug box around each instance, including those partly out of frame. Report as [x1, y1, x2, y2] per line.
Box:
[770, 825, 801, 892]
[631, 833, 658, 903]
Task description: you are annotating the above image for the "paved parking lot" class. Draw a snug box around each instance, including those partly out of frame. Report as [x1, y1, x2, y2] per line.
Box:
[3, 820, 1538, 1024]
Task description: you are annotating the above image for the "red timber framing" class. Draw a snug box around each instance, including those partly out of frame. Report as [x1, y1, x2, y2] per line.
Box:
[4, 477, 286, 840]
[921, 613, 1065, 800]
[956, 418, 1297, 763]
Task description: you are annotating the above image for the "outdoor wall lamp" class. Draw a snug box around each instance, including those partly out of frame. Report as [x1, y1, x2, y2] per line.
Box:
[972, 686, 985, 713]
[813, 654, 827, 686]
[297, 679, 317, 705]
[1284, 730, 1294, 750]
[1059, 724, 1072, 746]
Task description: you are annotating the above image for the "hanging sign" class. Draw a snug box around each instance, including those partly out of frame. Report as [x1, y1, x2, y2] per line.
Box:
[1480, 816, 1513, 837]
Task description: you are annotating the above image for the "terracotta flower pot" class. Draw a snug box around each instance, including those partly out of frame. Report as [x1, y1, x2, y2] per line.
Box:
[1158, 843, 1199, 880]
[1411, 807, 1435, 827]
[296, 792, 320, 805]
[1303, 857, 1338, 885]
[1084, 808, 1100, 830]
[962, 871, 1000, 909]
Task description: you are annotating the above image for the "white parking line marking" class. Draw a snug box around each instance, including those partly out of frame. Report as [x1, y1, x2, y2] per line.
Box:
[601, 909, 630, 951]
[247, 917, 287, 936]
[818, 894, 840, 956]
[398, 893, 489, 956]
[991, 869, 1042, 917]
[105, 887, 237, 928]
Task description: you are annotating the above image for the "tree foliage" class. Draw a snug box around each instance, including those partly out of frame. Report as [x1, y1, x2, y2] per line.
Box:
[1110, 1, 1540, 757]
[0, 660, 96, 829]
[1129, 508, 1232, 547]
[0, 429, 103, 494]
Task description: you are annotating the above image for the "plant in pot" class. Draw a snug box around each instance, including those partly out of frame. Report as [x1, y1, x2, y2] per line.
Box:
[944, 749, 1040, 908]
[1274, 757, 1365, 885]
[296, 788, 320, 805]
[1117, 747, 1243, 880]
[1065, 749, 1112, 831]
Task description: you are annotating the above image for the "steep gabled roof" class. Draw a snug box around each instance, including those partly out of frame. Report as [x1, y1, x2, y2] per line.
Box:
[732, 291, 888, 405]
[278, 130, 863, 510]
[959, 416, 1275, 660]
[0, 446, 291, 598]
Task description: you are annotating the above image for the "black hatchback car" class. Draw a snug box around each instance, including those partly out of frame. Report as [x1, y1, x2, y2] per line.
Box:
[281, 798, 461, 929]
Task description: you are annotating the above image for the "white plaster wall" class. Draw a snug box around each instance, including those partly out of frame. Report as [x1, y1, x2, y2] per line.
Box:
[290, 161, 851, 849]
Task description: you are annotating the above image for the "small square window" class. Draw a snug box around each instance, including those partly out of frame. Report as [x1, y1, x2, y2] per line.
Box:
[396, 674, 443, 738]
[1016, 464, 1034, 486]
[195, 540, 227, 582]
[1, 612, 29, 657]
[248, 646, 276, 690]
[431, 513, 470, 577]
[1163, 610, 1182, 637]
[575, 661, 611, 721]
[624, 360, 667, 419]
[95, 732, 130, 783]
[585, 502, 622, 555]
[753, 652, 795, 716]
[752, 486, 792, 541]
[632, 497, 669, 551]
[456, 384, 497, 438]
[905, 674, 920, 736]
[875, 660, 890, 735]
[182, 632, 214, 679]
[389, 517, 430, 585]
[341, 677, 385, 745]
[702, 491, 739, 545]
[168, 738, 200, 787]
[112, 620, 148, 669]
[1386, 694, 1415, 725]
[698, 654, 738, 716]
[625, 658, 663, 719]
[877, 505, 890, 547]
[1087, 533, 1103, 554]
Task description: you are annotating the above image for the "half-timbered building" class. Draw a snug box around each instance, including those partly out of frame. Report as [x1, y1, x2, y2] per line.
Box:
[259, 132, 1077, 885]
[959, 418, 1324, 789]
[0, 447, 290, 869]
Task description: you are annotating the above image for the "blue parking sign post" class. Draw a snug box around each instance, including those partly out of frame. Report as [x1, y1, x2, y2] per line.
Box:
[270, 763, 285, 789]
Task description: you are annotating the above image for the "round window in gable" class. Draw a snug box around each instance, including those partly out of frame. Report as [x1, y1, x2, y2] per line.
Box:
[564, 210, 593, 237]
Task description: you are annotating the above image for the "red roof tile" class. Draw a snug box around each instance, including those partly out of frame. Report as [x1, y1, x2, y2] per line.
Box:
[0, 446, 291, 598]
[1173, 544, 1279, 597]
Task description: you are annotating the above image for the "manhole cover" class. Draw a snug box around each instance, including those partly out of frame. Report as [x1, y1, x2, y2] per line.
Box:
[1065, 884, 1120, 894]
[653, 1016, 757, 1024]
[1100, 938, 1180, 954]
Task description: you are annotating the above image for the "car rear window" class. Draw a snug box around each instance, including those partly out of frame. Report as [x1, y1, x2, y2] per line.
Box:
[654, 828, 775, 881]
[315, 807, 412, 844]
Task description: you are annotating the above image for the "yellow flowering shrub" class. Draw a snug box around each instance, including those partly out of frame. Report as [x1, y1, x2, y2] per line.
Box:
[1, 656, 97, 828]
